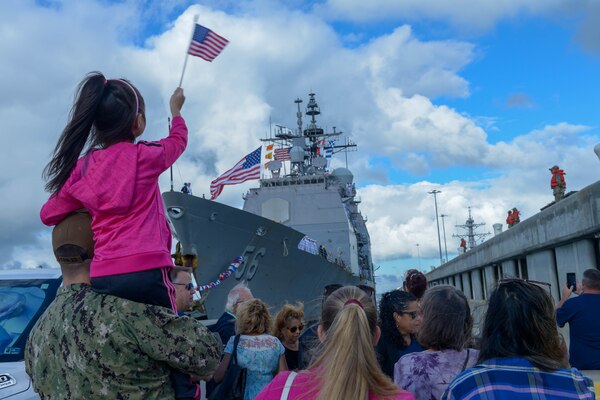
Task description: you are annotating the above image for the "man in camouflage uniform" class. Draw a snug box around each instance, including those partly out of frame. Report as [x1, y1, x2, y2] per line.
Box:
[25, 212, 221, 399]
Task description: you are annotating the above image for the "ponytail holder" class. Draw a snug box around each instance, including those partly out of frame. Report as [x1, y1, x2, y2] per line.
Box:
[103, 79, 108, 87]
[344, 299, 364, 309]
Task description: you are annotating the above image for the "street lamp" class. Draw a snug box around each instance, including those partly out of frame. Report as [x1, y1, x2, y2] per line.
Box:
[428, 189, 444, 266]
[440, 214, 449, 262]
[416, 243, 421, 268]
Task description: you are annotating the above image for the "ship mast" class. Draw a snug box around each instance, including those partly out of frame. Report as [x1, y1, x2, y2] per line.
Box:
[452, 207, 490, 250]
[260, 94, 357, 178]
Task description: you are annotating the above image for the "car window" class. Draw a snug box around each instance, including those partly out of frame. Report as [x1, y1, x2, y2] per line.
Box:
[0, 277, 62, 362]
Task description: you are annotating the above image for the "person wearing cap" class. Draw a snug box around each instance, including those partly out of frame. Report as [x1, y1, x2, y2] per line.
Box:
[25, 211, 221, 399]
[549, 165, 566, 202]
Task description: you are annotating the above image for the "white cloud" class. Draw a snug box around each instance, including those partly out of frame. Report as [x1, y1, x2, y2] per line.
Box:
[316, 0, 565, 32]
[360, 122, 599, 263]
[0, 0, 598, 280]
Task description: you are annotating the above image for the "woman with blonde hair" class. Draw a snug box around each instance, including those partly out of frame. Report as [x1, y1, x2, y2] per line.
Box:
[256, 286, 415, 400]
[273, 303, 305, 371]
[213, 299, 287, 400]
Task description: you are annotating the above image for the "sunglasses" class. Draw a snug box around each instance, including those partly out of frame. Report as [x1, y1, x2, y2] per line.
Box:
[398, 310, 419, 320]
[173, 282, 195, 291]
[286, 324, 304, 334]
[324, 284, 375, 297]
[498, 278, 551, 291]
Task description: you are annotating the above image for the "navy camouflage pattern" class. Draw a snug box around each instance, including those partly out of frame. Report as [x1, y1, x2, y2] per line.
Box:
[25, 284, 221, 399]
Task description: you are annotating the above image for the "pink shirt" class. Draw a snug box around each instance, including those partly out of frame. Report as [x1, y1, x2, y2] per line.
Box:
[255, 370, 415, 400]
[41, 116, 188, 277]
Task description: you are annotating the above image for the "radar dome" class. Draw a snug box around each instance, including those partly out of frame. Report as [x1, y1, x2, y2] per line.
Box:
[331, 167, 353, 187]
[289, 146, 305, 163]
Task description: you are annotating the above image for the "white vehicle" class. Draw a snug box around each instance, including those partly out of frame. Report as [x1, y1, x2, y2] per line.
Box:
[0, 269, 61, 400]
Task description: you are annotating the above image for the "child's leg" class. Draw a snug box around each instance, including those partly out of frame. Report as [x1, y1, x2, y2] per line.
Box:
[90, 267, 177, 311]
[91, 267, 198, 398]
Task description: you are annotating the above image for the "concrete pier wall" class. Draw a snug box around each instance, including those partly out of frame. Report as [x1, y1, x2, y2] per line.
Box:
[426, 180, 600, 303]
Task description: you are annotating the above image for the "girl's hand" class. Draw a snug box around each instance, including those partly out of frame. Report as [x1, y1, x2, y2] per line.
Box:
[170, 87, 185, 117]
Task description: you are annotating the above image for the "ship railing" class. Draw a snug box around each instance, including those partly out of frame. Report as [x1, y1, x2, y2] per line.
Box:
[261, 176, 326, 187]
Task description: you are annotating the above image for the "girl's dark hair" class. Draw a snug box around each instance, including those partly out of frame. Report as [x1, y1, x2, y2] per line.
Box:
[417, 285, 472, 351]
[378, 289, 416, 347]
[404, 269, 427, 299]
[478, 280, 565, 371]
[43, 71, 145, 193]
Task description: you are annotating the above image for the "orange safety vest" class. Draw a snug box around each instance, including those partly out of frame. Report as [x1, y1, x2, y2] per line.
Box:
[506, 213, 514, 225]
[512, 210, 520, 221]
[551, 170, 566, 188]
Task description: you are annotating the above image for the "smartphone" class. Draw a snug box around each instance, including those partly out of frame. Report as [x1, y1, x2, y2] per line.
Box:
[566, 272, 577, 291]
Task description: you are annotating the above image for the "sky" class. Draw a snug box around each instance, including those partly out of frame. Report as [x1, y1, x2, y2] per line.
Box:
[2, 0, 600, 295]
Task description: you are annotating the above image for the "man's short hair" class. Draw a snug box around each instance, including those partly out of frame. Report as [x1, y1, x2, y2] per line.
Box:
[52, 212, 94, 264]
[170, 266, 192, 282]
[583, 268, 600, 291]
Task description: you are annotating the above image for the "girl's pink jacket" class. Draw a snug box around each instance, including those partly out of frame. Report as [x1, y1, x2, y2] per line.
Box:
[41, 116, 188, 278]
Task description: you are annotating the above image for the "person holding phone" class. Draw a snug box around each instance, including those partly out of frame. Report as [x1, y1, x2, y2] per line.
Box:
[555, 268, 600, 370]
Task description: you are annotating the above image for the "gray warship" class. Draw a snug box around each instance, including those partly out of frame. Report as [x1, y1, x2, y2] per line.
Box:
[163, 94, 375, 320]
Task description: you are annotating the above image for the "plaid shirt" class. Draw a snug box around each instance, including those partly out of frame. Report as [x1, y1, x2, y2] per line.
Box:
[441, 357, 595, 400]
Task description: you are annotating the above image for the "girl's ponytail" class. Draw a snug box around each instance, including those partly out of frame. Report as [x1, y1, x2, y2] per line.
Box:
[43, 72, 106, 193]
[308, 286, 400, 400]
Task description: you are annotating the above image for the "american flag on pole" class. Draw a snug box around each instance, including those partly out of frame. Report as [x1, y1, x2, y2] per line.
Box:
[210, 147, 262, 200]
[188, 24, 229, 62]
[274, 147, 291, 161]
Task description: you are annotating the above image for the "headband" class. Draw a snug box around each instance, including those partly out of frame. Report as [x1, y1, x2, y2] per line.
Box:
[344, 299, 364, 309]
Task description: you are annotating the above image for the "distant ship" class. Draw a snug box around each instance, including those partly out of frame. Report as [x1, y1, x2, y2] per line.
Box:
[163, 94, 375, 320]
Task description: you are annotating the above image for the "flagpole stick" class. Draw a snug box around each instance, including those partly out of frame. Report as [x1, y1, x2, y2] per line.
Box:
[178, 15, 199, 87]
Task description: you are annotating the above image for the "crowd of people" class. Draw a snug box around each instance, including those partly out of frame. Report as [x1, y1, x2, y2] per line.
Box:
[27, 223, 600, 400]
[25, 72, 598, 399]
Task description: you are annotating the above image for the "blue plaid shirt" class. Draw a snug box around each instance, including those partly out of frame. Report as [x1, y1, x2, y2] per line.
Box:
[441, 357, 595, 400]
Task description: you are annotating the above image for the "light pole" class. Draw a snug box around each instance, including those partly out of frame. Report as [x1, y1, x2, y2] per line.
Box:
[428, 189, 443, 266]
[416, 243, 421, 268]
[440, 214, 449, 262]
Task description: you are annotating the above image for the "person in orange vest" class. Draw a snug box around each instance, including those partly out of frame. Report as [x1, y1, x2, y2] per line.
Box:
[550, 165, 566, 202]
[459, 238, 467, 253]
[512, 208, 521, 225]
[506, 210, 514, 228]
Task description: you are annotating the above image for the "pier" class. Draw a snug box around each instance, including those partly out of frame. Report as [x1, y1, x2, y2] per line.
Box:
[426, 180, 600, 302]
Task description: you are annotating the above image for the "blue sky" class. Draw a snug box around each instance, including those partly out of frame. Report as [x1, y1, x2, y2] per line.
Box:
[2, 0, 600, 294]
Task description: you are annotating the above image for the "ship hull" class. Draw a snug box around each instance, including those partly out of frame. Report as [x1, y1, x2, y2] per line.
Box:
[163, 191, 361, 320]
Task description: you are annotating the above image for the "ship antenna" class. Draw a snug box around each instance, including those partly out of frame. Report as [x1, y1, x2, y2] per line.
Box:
[345, 137, 349, 168]
[295, 98, 303, 136]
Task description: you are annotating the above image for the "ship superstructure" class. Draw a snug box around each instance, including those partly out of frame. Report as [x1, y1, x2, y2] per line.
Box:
[164, 94, 374, 320]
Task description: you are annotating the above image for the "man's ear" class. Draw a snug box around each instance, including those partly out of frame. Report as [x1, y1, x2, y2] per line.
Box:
[373, 325, 381, 346]
[317, 324, 325, 343]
